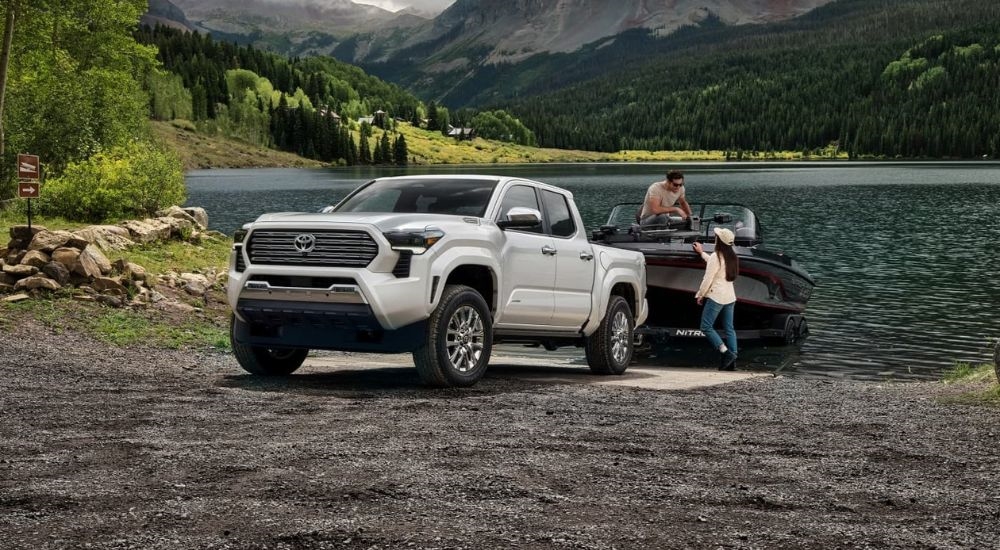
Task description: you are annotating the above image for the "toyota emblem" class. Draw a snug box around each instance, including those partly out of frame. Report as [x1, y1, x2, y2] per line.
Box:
[293, 233, 316, 254]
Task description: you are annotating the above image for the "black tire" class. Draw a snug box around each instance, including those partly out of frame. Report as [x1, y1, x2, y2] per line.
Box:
[796, 317, 810, 339]
[230, 315, 308, 376]
[783, 316, 798, 345]
[412, 284, 493, 387]
[585, 295, 634, 375]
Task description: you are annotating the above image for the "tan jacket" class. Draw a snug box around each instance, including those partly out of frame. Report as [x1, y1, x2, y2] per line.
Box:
[695, 252, 736, 305]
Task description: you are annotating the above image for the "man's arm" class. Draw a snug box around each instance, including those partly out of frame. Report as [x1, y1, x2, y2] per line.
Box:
[645, 193, 671, 215]
[677, 195, 692, 218]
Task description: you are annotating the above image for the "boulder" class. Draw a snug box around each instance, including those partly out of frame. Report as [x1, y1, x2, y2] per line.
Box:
[5, 249, 25, 266]
[73, 248, 104, 278]
[42, 261, 72, 285]
[156, 206, 199, 225]
[80, 246, 112, 276]
[2, 293, 30, 302]
[20, 250, 51, 269]
[92, 276, 128, 296]
[2, 263, 38, 279]
[9, 225, 47, 241]
[14, 275, 61, 291]
[121, 219, 172, 243]
[182, 206, 209, 229]
[73, 225, 135, 251]
[112, 259, 148, 282]
[180, 273, 210, 296]
[51, 247, 81, 271]
[156, 215, 195, 240]
[28, 230, 88, 253]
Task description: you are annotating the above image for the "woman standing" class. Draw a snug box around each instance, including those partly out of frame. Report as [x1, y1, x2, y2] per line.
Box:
[692, 227, 739, 370]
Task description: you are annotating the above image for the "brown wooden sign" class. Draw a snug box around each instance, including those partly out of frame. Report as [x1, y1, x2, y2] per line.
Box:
[18, 153, 40, 180]
[18, 181, 40, 199]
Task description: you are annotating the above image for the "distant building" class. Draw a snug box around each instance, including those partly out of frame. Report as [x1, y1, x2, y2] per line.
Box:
[318, 107, 341, 123]
[447, 125, 476, 140]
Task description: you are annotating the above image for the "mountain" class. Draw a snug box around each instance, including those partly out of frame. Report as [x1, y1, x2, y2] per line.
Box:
[162, 0, 411, 54]
[336, 0, 834, 104]
[140, 0, 196, 32]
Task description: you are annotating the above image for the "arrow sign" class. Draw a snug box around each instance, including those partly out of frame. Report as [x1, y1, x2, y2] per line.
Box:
[18, 182, 39, 198]
[18, 153, 40, 180]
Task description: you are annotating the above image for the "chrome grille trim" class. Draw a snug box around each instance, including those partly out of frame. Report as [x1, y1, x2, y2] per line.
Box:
[246, 230, 379, 267]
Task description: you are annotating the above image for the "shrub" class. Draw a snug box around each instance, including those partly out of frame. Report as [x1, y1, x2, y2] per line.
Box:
[37, 141, 186, 223]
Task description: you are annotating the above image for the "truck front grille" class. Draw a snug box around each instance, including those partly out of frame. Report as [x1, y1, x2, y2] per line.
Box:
[246, 230, 378, 268]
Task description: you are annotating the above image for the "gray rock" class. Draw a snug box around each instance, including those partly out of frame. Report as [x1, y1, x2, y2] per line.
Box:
[2, 263, 38, 279]
[5, 249, 25, 266]
[20, 250, 50, 269]
[14, 275, 61, 291]
[80, 246, 112, 276]
[42, 261, 72, 285]
[52, 247, 81, 271]
[9, 225, 47, 241]
[28, 230, 77, 253]
[92, 276, 128, 296]
[73, 225, 135, 251]
[182, 206, 209, 229]
[1, 292, 29, 302]
[73, 248, 103, 278]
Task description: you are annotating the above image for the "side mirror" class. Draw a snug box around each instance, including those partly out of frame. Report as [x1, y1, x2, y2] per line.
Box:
[497, 207, 542, 229]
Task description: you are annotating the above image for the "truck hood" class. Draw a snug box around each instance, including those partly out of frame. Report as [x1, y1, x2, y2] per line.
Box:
[251, 212, 482, 232]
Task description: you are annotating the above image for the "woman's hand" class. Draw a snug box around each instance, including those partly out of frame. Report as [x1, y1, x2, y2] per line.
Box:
[696, 297, 703, 306]
[692, 242, 703, 254]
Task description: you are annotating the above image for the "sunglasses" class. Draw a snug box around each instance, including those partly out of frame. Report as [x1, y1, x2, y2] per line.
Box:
[670, 181, 684, 187]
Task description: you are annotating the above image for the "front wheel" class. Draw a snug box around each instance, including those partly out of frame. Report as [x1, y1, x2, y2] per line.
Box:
[586, 295, 634, 375]
[413, 285, 493, 387]
[230, 315, 308, 376]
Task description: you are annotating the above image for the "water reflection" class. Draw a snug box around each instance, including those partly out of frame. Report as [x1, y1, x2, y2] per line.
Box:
[186, 163, 1000, 381]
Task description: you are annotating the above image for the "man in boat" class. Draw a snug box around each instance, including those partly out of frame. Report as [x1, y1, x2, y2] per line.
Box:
[639, 170, 693, 226]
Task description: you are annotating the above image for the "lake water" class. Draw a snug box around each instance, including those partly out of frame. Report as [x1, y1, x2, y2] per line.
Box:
[186, 163, 1000, 381]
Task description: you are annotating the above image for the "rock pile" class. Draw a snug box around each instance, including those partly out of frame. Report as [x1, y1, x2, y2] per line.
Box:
[0, 206, 226, 307]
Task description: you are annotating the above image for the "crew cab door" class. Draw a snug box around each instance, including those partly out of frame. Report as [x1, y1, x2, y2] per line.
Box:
[539, 189, 596, 328]
[493, 184, 556, 327]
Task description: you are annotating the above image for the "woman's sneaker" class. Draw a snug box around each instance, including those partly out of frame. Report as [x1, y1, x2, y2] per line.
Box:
[719, 351, 737, 371]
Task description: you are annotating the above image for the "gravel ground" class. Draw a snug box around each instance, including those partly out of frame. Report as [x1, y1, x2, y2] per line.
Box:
[2, 318, 999, 550]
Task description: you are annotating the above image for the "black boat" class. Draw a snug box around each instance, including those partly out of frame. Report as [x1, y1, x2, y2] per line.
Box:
[591, 203, 816, 344]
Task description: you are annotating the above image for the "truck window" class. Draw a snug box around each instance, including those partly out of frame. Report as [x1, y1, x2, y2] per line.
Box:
[497, 185, 544, 234]
[540, 190, 576, 238]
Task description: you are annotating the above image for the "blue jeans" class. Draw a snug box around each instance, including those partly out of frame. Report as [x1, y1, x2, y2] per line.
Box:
[701, 298, 737, 356]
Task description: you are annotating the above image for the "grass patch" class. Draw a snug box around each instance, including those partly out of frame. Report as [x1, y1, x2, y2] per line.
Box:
[114, 235, 232, 276]
[2, 295, 230, 350]
[939, 362, 1000, 405]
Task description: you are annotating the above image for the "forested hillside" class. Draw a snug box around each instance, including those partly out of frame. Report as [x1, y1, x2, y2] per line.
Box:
[137, 26, 422, 165]
[503, 0, 1000, 159]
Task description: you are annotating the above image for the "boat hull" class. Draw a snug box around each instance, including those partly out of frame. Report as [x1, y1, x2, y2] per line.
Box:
[611, 243, 815, 331]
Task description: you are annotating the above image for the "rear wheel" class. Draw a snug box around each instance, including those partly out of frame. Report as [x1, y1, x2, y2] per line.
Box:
[413, 285, 493, 387]
[796, 317, 810, 339]
[230, 315, 308, 376]
[586, 295, 634, 375]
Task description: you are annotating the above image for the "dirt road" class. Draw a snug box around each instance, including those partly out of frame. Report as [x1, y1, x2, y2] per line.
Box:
[2, 318, 998, 549]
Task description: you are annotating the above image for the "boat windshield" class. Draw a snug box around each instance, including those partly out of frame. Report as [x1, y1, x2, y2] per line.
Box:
[333, 178, 499, 216]
[603, 203, 761, 242]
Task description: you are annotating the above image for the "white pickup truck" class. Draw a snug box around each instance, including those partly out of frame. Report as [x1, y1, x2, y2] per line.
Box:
[227, 175, 647, 387]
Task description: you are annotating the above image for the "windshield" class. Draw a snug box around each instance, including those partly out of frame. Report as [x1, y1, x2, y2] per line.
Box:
[334, 178, 499, 217]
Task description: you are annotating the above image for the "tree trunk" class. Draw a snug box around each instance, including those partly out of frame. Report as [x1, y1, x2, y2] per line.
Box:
[0, 4, 16, 160]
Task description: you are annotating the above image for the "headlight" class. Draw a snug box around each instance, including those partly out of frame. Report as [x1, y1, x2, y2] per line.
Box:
[383, 228, 444, 254]
[233, 224, 250, 244]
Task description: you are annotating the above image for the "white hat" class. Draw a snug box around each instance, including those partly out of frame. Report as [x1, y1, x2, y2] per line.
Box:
[713, 226, 735, 246]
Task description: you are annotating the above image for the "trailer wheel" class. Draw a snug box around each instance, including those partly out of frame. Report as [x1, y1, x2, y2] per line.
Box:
[796, 317, 809, 339]
[586, 296, 634, 374]
[412, 284, 493, 387]
[782, 316, 798, 345]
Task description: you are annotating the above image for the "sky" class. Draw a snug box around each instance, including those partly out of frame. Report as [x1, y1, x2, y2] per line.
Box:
[355, 0, 454, 13]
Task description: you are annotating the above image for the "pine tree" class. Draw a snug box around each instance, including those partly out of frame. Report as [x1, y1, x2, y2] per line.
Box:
[394, 134, 408, 166]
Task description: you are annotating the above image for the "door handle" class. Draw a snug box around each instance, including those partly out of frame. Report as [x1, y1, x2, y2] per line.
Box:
[579, 251, 594, 261]
[541, 245, 557, 256]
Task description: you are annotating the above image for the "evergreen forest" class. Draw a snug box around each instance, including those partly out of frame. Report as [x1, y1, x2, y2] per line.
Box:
[136, 25, 420, 166]
[497, 0, 1000, 159]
